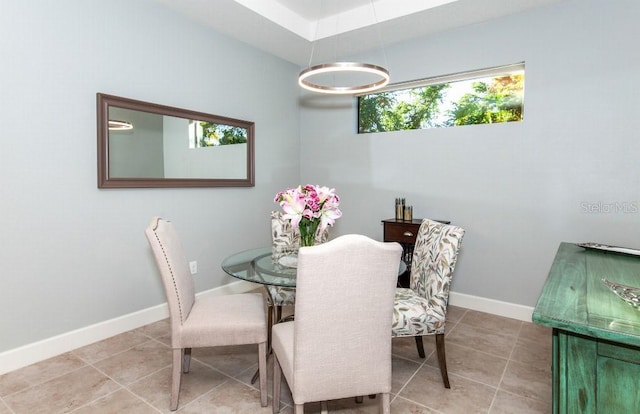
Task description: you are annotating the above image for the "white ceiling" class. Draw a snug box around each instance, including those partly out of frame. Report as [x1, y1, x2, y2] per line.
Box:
[151, 0, 566, 66]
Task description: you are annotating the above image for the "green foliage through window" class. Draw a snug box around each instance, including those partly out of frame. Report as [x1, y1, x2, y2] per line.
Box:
[190, 121, 247, 147]
[358, 64, 524, 134]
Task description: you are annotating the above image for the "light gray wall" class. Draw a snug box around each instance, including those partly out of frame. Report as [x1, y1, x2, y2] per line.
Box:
[0, 0, 300, 352]
[300, 0, 640, 307]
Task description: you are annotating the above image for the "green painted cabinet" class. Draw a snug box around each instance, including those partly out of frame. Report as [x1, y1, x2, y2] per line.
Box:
[533, 243, 640, 414]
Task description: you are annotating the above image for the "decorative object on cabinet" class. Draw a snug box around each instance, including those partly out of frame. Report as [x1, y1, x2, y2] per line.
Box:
[394, 197, 413, 221]
[602, 279, 640, 309]
[576, 242, 640, 257]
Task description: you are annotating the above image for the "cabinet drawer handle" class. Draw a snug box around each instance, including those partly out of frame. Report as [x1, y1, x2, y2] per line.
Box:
[403, 231, 414, 237]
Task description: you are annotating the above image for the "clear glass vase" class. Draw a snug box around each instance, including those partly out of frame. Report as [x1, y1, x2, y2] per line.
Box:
[299, 219, 320, 247]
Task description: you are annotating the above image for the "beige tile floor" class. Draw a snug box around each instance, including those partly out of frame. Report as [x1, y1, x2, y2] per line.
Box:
[0, 305, 552, 413]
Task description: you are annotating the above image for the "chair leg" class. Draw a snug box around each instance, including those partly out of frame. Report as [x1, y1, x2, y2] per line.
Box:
[258, 342, 268, 407]
[380, 392, 391, 414]
[170, 349, 182, 411]
[294, 404, 304, 414]
[182, 348, 192, 373]
[273, 353, 282, 414]
[414, 336, 426, 358]
[267, 305, 274, 350]
[275, 305, 283, 323]
[252, 308, 273, 386]
[435, 333, 451, 388]
[320, 401, 328, 413]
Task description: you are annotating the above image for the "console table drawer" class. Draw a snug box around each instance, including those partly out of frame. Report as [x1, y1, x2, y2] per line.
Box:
[383, 223, 420, 243]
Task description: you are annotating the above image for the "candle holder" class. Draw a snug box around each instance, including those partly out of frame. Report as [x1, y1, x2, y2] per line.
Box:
[395, 198, 405, 220]
[403, 205, 413, 221]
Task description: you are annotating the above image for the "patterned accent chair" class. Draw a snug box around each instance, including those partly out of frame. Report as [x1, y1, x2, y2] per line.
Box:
[145, 217, 268, 410]
[272, 235, 402, 414]
[391, 218, 465, 388]
[268, 211, 328, 322]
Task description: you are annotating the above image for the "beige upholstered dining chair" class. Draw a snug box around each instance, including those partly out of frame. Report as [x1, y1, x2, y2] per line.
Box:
[391, 218, 465, 388]
[271, 234, 402, 414]
[145, 217, 268, 410]
[268, 211, 328, 322]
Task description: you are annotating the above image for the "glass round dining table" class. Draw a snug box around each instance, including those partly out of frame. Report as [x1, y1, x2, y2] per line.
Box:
[221, 247, 407, 287]
[221, 247, 299, 287]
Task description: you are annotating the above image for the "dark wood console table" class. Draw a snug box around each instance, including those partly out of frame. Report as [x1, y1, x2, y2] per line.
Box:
[382, 218, 450, 287]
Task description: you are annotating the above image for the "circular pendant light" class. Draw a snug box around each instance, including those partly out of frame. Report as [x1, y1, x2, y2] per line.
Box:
[108, 120, 133, 131]
[298, 62, 390, 94]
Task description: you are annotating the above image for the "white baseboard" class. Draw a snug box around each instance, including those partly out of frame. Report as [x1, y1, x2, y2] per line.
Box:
[449, 291, 534, 322]
[0, 284, 531, 375]
[0, 280, 258, 375]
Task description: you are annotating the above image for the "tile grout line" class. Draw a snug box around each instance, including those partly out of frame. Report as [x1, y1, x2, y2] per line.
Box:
[0, 396, 17, 414]
[393, 394, 447, 414]
[66, 387, 163, 414]
[78, 357, 167, 413]
[486, 321, 524, 413]
[71, 334, 164, 367]
[170, 376, 236, 412]
[389, 348, 432, 406]
[0, 362, 90, 400]
[70, 332, 179, 410]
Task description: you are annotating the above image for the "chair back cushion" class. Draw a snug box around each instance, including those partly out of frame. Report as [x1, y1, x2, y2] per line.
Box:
[145, 217, 195, 327]
[271, 211, 328, 262]
[292, 234, 402, 403]
[410, 219, 465, 309]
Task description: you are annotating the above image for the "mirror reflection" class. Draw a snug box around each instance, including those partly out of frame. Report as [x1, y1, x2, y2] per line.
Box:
[97, 93, 255, 188]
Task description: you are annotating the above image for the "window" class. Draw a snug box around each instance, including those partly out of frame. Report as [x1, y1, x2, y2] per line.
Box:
[357, 63, 524, 134]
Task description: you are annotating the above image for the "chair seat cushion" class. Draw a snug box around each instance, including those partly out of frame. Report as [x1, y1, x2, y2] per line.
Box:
[267, 286, 296, 306]
[176, 293, 267, 348]
[392, 288, 446, 337]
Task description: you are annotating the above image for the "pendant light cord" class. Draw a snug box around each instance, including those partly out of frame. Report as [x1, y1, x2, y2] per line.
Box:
[306, 0, 324, 68]
[371, 0, 388, 68]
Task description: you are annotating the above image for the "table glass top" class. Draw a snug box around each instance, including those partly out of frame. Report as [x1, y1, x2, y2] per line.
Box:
[221, 247, 298, 287]
[221, 246, 407, 288]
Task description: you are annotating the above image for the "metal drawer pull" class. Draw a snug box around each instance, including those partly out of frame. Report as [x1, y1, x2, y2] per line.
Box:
[403, 231, 413, 237]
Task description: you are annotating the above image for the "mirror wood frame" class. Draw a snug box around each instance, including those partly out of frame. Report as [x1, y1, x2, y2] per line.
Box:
[97, 93, 255, 188]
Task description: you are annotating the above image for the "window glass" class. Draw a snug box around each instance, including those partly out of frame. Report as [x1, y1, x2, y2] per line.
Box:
[357, 63, 524, 133]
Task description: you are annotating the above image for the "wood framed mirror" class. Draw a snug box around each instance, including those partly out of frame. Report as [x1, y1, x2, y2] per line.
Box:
[97, 93, 255, 188]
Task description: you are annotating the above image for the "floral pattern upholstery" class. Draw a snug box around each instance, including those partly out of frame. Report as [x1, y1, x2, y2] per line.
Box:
[392, 218, 465, 337]
[267, 211, 328, 307]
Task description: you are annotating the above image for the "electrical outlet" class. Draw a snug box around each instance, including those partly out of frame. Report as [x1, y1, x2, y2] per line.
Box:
[189, 261, 198, 275]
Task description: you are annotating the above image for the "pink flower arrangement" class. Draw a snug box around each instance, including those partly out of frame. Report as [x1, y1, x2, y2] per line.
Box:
[274, 184, 342, 246]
